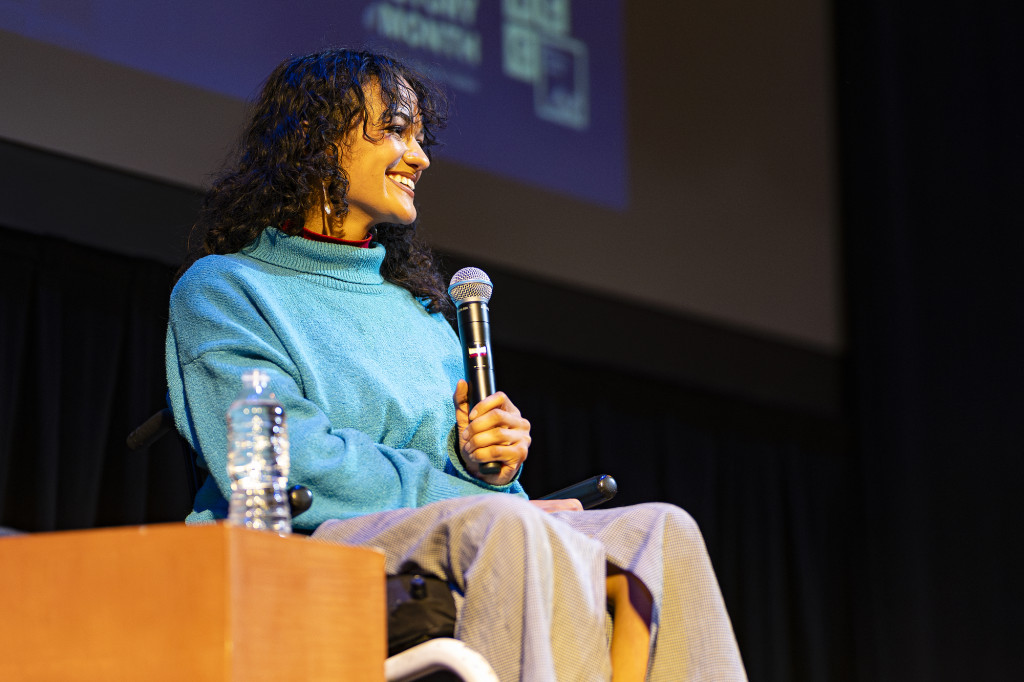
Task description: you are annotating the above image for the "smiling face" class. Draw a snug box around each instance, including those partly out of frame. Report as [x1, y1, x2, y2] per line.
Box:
[337, 80, 430, 239]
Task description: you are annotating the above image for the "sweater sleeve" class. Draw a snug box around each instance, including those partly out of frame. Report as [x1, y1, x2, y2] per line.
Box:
[166, 258, 526, 531]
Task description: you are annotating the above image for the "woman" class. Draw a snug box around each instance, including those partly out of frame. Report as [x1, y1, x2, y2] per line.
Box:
[167, 49, 745, 681]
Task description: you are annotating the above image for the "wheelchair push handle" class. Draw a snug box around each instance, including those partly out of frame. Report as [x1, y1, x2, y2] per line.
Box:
[538, 474, 617, 509]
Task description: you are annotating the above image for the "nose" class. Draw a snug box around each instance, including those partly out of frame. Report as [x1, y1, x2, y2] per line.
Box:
[404, 139, 430, 171]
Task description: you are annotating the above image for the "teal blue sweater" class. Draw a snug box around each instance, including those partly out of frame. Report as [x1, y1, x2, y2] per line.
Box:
[166, 228, 524, 530]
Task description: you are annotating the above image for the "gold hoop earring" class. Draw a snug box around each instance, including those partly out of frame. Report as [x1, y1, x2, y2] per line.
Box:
[321, 184, 331, 236]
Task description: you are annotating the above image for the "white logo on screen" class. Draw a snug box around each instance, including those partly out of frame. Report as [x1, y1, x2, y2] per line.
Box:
[501, 0, 590, 131]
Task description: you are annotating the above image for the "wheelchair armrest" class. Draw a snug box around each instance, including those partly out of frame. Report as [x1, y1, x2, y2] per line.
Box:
[129, 411, 611, 516]
[125, 408, 175, 451]
[128, 409, 314, 519]
[538, 474, 617, 509]
[288, 485, 313, 517]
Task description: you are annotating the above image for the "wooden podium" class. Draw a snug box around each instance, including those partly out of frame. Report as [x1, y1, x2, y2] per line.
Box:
[0, 523, 386, 681]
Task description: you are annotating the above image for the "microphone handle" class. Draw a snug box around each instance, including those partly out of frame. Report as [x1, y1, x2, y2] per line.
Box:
[456, 301, 501, 475]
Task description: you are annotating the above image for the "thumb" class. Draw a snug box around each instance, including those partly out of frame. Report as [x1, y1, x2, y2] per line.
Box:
[454, 380, 469, 426]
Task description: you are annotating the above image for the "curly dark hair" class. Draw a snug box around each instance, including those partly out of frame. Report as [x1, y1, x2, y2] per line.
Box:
[179, 49, 452, 315]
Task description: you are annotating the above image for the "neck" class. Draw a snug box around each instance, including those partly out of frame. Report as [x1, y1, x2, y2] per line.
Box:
[300, 226, 373, 248]
[302, 209, 370, 242]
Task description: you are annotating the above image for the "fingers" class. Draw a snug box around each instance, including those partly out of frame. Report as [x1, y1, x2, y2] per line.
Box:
[456, 390, 531, 484]
[462, 394, 526, 441]
[469, 458, 523, 486]
[459, 391, 528, 452]
[460, 413, 531, 468]
[530, 498, 583, 513]
[462, 425, 529, 450]
[465, 409, 528, 437]
[468, 391, 520, 420]
[465, 443, 530, 475]
[461, 426, 530, 465]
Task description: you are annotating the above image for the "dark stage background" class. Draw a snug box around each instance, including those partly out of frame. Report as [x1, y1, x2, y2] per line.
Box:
[1, 1, 1021, 680]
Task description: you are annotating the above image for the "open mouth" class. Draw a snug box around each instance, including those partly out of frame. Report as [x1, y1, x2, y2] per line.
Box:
[387, 173, 415, 192]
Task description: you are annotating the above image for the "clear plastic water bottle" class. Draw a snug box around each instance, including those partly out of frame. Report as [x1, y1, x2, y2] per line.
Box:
[226, 369, 291, 535]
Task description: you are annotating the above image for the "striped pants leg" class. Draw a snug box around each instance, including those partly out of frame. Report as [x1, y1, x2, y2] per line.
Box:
[552, 503, 746, 681]
[312, 495, 745, 681]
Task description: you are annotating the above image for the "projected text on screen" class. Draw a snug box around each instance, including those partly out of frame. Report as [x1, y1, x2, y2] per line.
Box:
[0, 0, 626, 208]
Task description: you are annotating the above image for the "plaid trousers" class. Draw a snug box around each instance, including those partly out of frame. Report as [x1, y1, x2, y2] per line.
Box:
[312, 495, 746, 681]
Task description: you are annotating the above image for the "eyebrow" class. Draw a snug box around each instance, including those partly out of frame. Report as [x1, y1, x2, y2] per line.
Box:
[390, 110, 425, 134]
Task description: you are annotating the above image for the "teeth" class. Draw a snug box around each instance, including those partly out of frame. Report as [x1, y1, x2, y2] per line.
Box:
[388, 174, 415, 190]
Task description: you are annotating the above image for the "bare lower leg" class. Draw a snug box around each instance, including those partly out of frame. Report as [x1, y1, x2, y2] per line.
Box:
[606, 567, 653, 682]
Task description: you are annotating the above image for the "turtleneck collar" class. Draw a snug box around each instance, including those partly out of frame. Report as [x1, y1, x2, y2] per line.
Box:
[242, 228, 386, 286]
[300, 226, 374, 248]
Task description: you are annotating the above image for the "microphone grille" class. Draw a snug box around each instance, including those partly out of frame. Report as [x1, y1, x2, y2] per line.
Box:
[448, 267, 493, 303]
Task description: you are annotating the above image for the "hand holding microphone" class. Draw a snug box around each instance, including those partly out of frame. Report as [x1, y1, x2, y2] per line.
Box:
[453, 381, 530, 482]
[448, 268, 529, 479]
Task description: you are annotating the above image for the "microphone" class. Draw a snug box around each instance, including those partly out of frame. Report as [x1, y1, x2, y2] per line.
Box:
[447, 267, 501, 476]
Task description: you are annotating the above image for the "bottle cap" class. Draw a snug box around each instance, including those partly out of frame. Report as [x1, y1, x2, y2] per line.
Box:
[241, 368, 270, 394]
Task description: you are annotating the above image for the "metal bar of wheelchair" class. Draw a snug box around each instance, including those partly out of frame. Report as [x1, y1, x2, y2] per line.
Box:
[538, 474, 618, 509]
[385, 638, 499, 682]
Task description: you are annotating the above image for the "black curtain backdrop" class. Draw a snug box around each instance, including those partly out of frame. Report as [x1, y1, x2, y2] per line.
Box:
[0, 226, 190, 529]
[2, 1, 1022, 679]
[836, 0, 1024, 679]
[0, 223, 853, 681]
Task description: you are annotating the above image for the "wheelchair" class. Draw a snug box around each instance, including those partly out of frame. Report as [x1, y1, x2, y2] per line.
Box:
[127, 408, 617, 681]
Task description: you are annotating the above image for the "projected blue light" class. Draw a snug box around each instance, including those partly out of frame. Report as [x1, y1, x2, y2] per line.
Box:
[1, 0, 625, 208]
